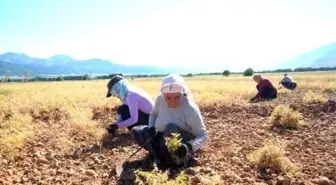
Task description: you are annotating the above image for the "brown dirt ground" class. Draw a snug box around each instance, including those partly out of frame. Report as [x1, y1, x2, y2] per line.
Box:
[0, 90, 335, 185]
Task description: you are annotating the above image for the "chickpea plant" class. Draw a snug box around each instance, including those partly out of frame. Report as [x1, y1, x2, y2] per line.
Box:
[167, 132, 182, 152]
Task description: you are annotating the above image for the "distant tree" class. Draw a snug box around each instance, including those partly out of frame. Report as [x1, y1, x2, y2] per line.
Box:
[243, 68, 254, 76]
[56, 76, 63, 81]
[83, 74, 91, 80]
[223, 70, 230, 76]
[186, 73, 193, 77]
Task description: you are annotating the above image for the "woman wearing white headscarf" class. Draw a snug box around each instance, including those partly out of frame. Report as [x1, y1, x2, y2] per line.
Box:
[130, 74, 208, 169]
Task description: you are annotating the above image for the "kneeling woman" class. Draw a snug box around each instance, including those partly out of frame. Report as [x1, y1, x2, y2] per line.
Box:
[106, 75, 154, 135]
[250, 74, 277, 103]
[131, 74, 209, 169]
[279, 73, 297, 90]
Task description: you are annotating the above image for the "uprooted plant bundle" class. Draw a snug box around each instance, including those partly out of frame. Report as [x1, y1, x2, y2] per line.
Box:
[270, 105, 303, 129]
[247, 139, 299, 176]
[134, 167, 188, 185]
[167, 132, 182, 152]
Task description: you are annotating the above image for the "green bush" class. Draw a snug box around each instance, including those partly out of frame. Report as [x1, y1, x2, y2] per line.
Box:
[223, 70, 230, 76]
[56, 76, 63, 81]
[243, 68, 254, 76]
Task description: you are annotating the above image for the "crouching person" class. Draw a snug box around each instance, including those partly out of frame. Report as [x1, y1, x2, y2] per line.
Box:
[279, 73, 297, 90]
[130, 74, 209, 169]
[105, 75, 154, 136]
[250, 74, 277, 103]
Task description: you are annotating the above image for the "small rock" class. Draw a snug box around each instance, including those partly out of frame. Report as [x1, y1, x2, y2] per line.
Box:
[38, 157, 49, 164]
[243, 165, 251, 172]
[191, 176, 201, 184]
[276, 176, 285, 185]
[298, 181, 305, 185]
[2, 159, 8, 165]
[267, 180, 275, 185]
[243, 177, 254, 184]
[93, 156, 100, 164]
[7, 169, 13, 175]
[33, 151, 42, 158]
[36, 142, 44, 147]
[283, 175, 292, 185]
[201, 167, 212, 174]
[85, 169, 98, 177]
[314, 176, 334, 185]
[231, 156, 241, 164]
[185, 168, 199, 175]
[21, 176, 28, 183]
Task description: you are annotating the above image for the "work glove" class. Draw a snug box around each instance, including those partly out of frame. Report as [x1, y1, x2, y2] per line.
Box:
[148, 127, 158, 140]
[174, 142, 193, 158]
[106, 124, 118, 136]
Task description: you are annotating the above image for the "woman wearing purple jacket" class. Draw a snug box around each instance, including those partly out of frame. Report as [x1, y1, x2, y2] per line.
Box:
[105, 75, 154, 136]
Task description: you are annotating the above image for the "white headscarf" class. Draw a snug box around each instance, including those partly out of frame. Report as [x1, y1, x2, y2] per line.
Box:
[160, 74, 194, 100]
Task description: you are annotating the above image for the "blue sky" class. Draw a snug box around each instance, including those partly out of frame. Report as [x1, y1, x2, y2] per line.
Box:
[0, 0, 335, 71]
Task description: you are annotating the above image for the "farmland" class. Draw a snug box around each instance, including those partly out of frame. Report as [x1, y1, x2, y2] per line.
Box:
[0, 71, 335, 185]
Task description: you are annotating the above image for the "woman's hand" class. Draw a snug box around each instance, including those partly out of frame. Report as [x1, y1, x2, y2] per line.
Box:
[174, 142, 193, 157]
[106, 124, 118, 136]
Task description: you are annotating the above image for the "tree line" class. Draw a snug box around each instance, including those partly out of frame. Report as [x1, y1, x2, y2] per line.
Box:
[1, 66, 335, 83]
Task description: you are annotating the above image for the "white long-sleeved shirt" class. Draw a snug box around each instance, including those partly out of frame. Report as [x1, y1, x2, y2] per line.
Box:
[280, 76, 295, 83]
[149, 94, 208, 152]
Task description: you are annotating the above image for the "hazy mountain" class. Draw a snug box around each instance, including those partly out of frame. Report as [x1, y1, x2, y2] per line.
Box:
[0, 42, 335, 76]
[0, 54, 183, 76]
[279, 42, 336, 69]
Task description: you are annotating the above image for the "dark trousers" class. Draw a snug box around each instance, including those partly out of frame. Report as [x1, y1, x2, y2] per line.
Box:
[256, 85, 277, 99]
[281, 82, 297, 90]
[117, 104, 149, 130]
[130, 124, 198, 168]
[130, 125, 174, 168]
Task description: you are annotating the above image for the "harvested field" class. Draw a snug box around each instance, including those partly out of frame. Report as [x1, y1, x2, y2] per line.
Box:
[0, 71, 335, 185]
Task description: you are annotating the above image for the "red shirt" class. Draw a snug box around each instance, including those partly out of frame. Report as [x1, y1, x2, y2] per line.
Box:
[257, 78, 275, 98]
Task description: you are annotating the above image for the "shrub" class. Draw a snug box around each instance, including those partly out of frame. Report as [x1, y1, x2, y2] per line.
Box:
[135, 168, 188, 185]
[223, 70, 230, 76]
[243, 68, 254, 76]
[277, 88, 291, 95]
[247, 139, 299, 175]
[303, 90, 327, 104]
[83, 74, 91, 80]
[56, 76, 63, 81]
[270, 105, 303, 129]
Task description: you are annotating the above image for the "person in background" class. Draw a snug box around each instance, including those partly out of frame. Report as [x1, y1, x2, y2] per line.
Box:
[250, 74, 277, 103]
[105, 75, 154, 136]
[130, 74, 209, 169]
[279, 73, 297, 90]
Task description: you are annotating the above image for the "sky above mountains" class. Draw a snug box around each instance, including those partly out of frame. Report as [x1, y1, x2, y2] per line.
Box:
[0, 0, 335, 71]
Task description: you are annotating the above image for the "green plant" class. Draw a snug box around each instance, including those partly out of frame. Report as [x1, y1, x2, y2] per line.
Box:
[223, 70, 230, 76]
[56, 76, 64, 81]
[243, 68, 254, 76]
[167, 133, 182, 152]
[134, 168, 188, 185]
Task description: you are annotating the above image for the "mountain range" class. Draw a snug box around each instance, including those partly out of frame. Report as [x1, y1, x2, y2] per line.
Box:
[0, 42, 335, 77]
[0, 53, 183, 77]
[279, 42, 336, 69]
